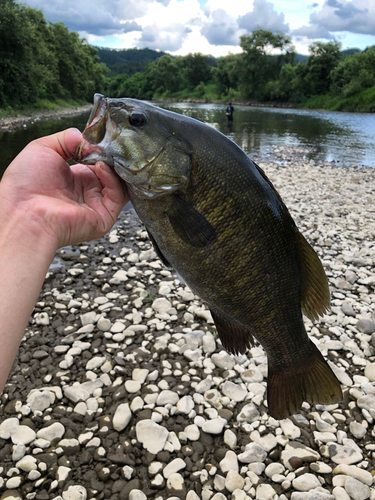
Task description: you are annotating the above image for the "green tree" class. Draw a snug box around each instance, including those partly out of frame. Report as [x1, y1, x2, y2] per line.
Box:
[264, 63, 298, 102]
[179, 53, 212, 88]
[52, 22, 107, 101]
[291, 61, 311, 100]
[147, 55, 182, 95]
[213, 54, 242, 95]
[25, 8, 61, 100]
[105, 74, 127, 97]
[0, 0, 107, 107]
[0, 0, 58, 106]
[303, 40, 342, 96]
[239, 28, 295, 100]
[330, 47, 375, 97]
[119, 72, 152, 99]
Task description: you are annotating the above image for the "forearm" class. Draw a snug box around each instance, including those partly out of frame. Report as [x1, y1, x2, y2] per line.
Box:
[0, 206, 58, 393]
[0, 129, 126, 393]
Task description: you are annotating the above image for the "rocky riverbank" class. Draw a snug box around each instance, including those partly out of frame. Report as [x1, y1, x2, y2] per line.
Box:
[0, 146, 374, 500]
[0, 105, 92, 133]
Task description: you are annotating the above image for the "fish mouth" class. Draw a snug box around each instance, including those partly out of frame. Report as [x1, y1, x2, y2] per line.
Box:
[74, 93, 119, 167]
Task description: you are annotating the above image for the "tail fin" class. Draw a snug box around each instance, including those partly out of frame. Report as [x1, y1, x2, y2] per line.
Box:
[267, 342, 342, 420]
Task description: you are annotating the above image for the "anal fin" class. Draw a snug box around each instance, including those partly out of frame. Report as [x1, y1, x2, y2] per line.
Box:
[210, 309, 255, 355]
[267, 340, 342, 419]
[296, 231, 330, 321]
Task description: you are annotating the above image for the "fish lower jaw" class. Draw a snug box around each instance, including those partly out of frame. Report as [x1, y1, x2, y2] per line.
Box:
[74, 141, 106, 165]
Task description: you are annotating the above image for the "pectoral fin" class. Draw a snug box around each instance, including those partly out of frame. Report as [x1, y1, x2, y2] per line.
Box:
[165, 195, 216, 248]
[210, 309, 255, 355]
[296, 231, 330, 321]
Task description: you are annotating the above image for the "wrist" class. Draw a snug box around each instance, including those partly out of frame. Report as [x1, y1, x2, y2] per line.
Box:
[0, 198, 59, 263]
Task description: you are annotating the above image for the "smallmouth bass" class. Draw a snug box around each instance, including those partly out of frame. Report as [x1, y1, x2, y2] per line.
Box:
[74, 94, 342, 419]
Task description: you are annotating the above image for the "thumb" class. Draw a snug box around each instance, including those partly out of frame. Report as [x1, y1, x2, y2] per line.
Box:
[36, 128, 83, 161]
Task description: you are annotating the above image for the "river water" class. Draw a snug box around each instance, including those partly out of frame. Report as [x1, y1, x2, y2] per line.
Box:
[1, 102, 375, 178]
[160, 102, 375, 168]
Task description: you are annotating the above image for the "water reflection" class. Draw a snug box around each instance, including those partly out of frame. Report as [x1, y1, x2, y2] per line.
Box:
[226, 122, 233, 137]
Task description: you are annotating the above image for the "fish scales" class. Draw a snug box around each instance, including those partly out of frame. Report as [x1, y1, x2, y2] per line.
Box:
[74, 94, 343, 419]
[132, 134, 304, 359]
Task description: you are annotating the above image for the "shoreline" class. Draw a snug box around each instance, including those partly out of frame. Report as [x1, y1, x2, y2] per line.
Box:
[1, 97, 372, 135]
[0, 146, 374, 499]
[0, 100, 295, 134]
[0, 104, 92, 133]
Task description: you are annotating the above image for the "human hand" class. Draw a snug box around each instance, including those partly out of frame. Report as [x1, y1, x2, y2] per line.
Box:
[0, 128, 128, 250]
[0, 127, 129, 393]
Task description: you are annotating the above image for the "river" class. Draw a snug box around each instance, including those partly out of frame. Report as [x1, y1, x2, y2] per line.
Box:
[1, 102, 375, 178]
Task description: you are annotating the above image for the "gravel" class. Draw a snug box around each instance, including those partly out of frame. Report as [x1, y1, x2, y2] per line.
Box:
[1, 145, 374, 500]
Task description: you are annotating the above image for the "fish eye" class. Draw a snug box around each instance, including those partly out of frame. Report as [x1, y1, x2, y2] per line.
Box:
[129, 112, 147, 127]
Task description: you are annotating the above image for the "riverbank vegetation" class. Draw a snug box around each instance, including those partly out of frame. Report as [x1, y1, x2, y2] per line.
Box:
[1, 0, 375, 115]
[0, 0, 107, 114]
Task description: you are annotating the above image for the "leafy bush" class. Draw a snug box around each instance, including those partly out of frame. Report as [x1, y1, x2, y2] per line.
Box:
[330, 48, 375, 98]
[0, 0, 107, 108]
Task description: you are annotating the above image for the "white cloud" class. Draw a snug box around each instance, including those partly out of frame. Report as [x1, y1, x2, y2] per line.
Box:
[129, 0, 203, 51]
[172, 26, 244, 56]
[238, 0, 290, 33]
[137, 0, 202, 28]
[293, 24, 335, 39]
[21, 0, 151, 34]
[204, 0, 254, 18]
[290, 0, 375, 47]
[201, 9, 244, 46]
[309, 0, 375, 36]
[137, 23, 192, 51]
[16, 0, 375, 55]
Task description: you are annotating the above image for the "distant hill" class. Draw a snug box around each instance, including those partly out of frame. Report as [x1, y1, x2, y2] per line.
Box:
[96, 47, 169, 76]
[342, 48, 361, 56]
[295, 53, 308, 63]
[96, 46, 364, 77]
[294, 48, 360, 63]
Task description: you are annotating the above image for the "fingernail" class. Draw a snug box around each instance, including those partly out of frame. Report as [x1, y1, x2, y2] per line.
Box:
[99, 162, 112, 173]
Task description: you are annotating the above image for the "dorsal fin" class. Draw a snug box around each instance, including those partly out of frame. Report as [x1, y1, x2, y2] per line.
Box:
[295, 231, 330, 321]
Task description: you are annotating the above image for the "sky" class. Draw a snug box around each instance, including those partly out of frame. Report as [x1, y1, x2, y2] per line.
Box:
[19, 0, 375, 57]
